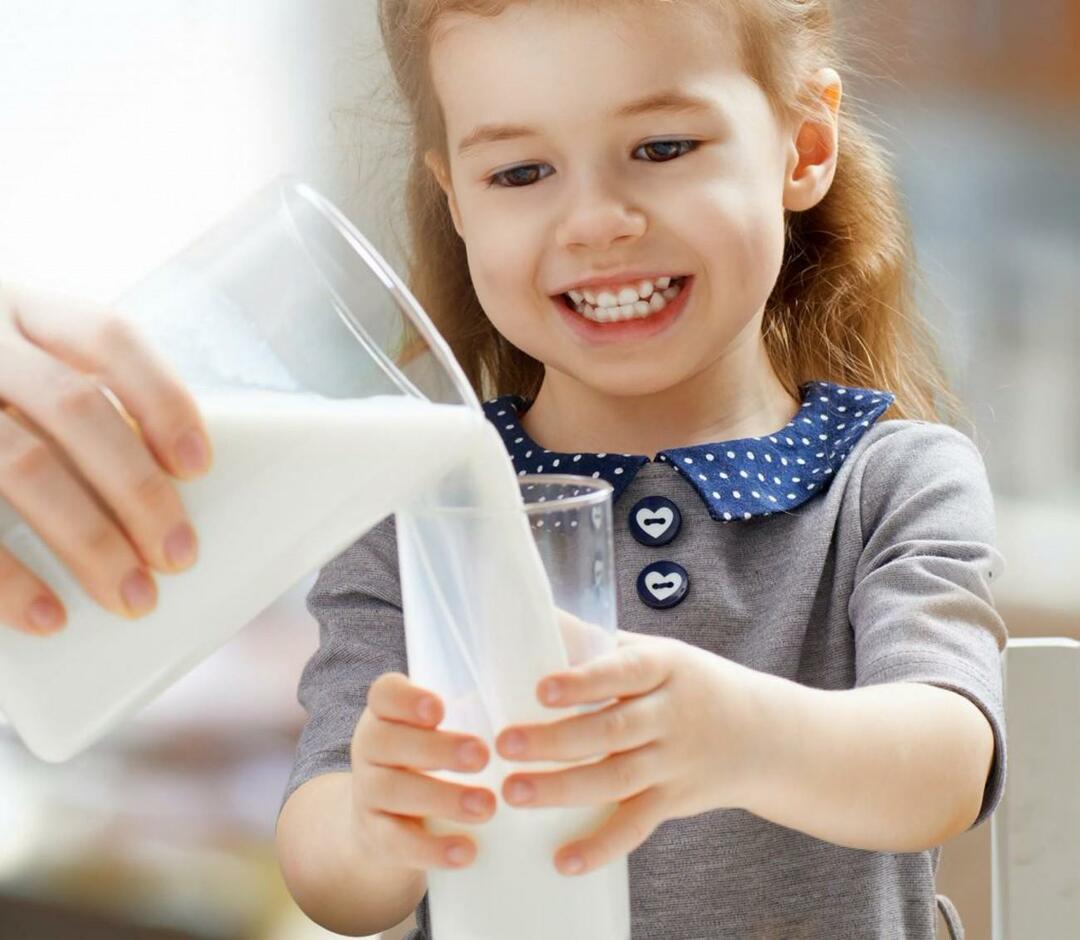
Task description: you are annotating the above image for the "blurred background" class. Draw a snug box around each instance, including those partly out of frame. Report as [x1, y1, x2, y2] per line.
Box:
[0, 0, 1075, 937]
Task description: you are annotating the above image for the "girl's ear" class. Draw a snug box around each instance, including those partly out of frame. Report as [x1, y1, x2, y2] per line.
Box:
[424, 150, 465, 238]
[782, 68, 842, 213]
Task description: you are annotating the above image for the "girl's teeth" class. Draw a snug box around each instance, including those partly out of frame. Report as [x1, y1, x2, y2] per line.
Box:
[656, 276, 671, 289]
[568, 277, 686, 323]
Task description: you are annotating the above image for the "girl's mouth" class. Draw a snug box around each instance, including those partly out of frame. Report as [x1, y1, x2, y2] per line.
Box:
[551, 276, 693, 344]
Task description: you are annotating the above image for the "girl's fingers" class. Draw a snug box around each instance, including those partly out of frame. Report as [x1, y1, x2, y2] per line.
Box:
[502, 743, 661, 808]
[357, 675, 490, 774]
[366, 672, 445, 726]
[537, 642, 668, 708]
[357, 713, 490, 774]
[552, 785, 667, 878]
[496, 693, 658, 763]
[365, 809, 479, 871]
[0, 543, 68, 635]
[362, 764, 496, 825]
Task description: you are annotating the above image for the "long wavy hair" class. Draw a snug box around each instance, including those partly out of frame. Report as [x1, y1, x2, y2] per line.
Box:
[366, 0, 968, 429]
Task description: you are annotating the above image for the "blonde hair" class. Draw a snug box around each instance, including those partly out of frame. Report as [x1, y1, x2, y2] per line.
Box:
[372, 0, 969, 429]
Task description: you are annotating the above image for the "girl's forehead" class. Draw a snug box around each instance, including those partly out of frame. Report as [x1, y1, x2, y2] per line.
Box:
[428, 3, 746, 133]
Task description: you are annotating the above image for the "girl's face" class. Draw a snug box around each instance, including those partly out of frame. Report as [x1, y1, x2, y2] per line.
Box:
[426, 2, 834, 400]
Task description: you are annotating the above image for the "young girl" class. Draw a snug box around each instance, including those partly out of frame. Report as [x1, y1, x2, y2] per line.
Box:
[0, 0, 1006, 937]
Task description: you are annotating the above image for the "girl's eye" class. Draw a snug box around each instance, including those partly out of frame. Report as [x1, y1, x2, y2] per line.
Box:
[486, 164, 553, 189]
[484, 139, 700, 189]
[634, 139, 699, 162]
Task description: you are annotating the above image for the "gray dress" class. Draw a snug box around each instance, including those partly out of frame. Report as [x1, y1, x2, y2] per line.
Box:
[279, 381, 1006, 939]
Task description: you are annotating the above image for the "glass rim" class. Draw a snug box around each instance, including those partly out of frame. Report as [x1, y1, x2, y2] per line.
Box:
[278, 175, 482, 413]
[408, 474, 614, 517]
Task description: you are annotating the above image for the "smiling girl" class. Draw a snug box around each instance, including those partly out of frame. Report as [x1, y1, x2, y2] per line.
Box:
[0, 1, 1006, 938]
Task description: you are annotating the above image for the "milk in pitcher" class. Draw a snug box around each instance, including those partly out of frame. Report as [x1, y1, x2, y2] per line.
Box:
[0, 389, 486, 761]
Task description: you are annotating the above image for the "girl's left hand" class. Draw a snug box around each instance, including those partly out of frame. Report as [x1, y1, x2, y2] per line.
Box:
[494, 629, 768, 877]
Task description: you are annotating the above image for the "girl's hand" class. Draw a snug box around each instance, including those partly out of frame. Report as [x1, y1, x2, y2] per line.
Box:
[349, 671, 498, 872]
[0, 281, 212, 635]
[494, 629, 766, 877]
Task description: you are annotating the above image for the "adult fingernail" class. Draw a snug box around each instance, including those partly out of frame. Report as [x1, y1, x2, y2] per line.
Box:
[541, 680, 562, 704]
[446, 842, 470, 866]
[560, 853, 584, 875]
[174, 428, 209, 474]
[507, 779, 535, 804]
[462, 791, 490, 816]
[502, 731, 526, 756]
[28, 595, 64, 632]
[164, 522, 197, 569]
[121, 568, 156, 615]
[457, 740, 485, 768]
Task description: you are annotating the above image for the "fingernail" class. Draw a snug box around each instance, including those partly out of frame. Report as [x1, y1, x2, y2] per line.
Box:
[28, 595, 64, 632]
[560, 853, 584, 875]
[446, 843, 470, 866]
[507, 779, 535, 804]
[462, 791, 490, 816]
[457, 740, 485, 768]
[541, 679, 563, 704]
[502, 731, 526, 756]
[174, 428, 209, 474]
[121, 568, 156, 615]
[164, 522, 197, 569]
[417, 696, 439, 722]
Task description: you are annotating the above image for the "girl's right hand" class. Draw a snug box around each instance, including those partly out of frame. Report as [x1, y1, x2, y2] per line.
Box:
[350, 671, 497, 871]
[0, 281, 213, 636]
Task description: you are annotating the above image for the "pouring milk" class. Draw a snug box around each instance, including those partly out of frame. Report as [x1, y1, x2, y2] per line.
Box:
[0, 385, 630, 940]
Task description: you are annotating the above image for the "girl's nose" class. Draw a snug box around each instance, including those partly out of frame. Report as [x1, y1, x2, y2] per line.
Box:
[555, 196, 647, 252]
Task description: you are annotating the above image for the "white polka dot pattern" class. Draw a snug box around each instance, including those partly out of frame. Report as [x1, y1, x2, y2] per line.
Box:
[481, 380, 895, 522]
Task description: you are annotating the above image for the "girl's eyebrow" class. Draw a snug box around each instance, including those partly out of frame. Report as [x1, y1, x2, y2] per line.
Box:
[456, 89, 719, 156]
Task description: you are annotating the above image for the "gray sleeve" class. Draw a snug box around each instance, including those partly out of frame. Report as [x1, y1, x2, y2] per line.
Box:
[848, 422, 1008, 831]
[278, 515, 407, 820]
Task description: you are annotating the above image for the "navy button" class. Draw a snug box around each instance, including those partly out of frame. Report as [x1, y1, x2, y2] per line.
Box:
[628, 496, 682, 547]
[636, 561, 690, 610]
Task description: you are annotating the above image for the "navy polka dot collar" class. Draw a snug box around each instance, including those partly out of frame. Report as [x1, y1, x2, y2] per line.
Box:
[482, 380, 895, 522]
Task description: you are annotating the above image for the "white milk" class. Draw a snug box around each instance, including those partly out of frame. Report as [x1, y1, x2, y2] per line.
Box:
[0, 389, 486, 762]
[398, 422, 631, 940]
[0, 387, 631, 938]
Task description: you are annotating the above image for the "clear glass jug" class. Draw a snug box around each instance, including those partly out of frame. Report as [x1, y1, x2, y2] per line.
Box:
[0, 176, 486, 762]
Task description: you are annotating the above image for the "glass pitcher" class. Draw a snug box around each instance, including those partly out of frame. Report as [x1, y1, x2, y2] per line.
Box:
[0, 175, 487, 762]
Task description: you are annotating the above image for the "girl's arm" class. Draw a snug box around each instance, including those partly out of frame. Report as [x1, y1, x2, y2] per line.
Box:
[276, 771, 427, 936]
[738, 672, 995, 853]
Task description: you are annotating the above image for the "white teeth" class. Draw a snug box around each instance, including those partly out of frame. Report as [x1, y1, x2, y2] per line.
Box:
[568, 277, 686, 323]
[583, 289, 597, 305]
[656, 276, 671, 289]
[617, 287, 639, 306]
[568, 289, 584, 304]
[636, 280, 654, 299]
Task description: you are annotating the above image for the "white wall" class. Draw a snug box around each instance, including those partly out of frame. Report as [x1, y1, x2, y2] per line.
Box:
[0, 0, 406, 303]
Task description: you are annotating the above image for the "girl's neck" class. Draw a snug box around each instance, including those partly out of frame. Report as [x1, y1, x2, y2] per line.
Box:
[519, 352, 801, 460]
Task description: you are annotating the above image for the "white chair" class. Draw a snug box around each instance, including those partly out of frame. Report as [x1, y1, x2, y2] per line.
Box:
[992, 637, 1080, 938]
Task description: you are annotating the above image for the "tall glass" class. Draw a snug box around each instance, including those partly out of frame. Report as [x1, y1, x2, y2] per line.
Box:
[0, 176, 485, 762]
[398, 475, 631, 940]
